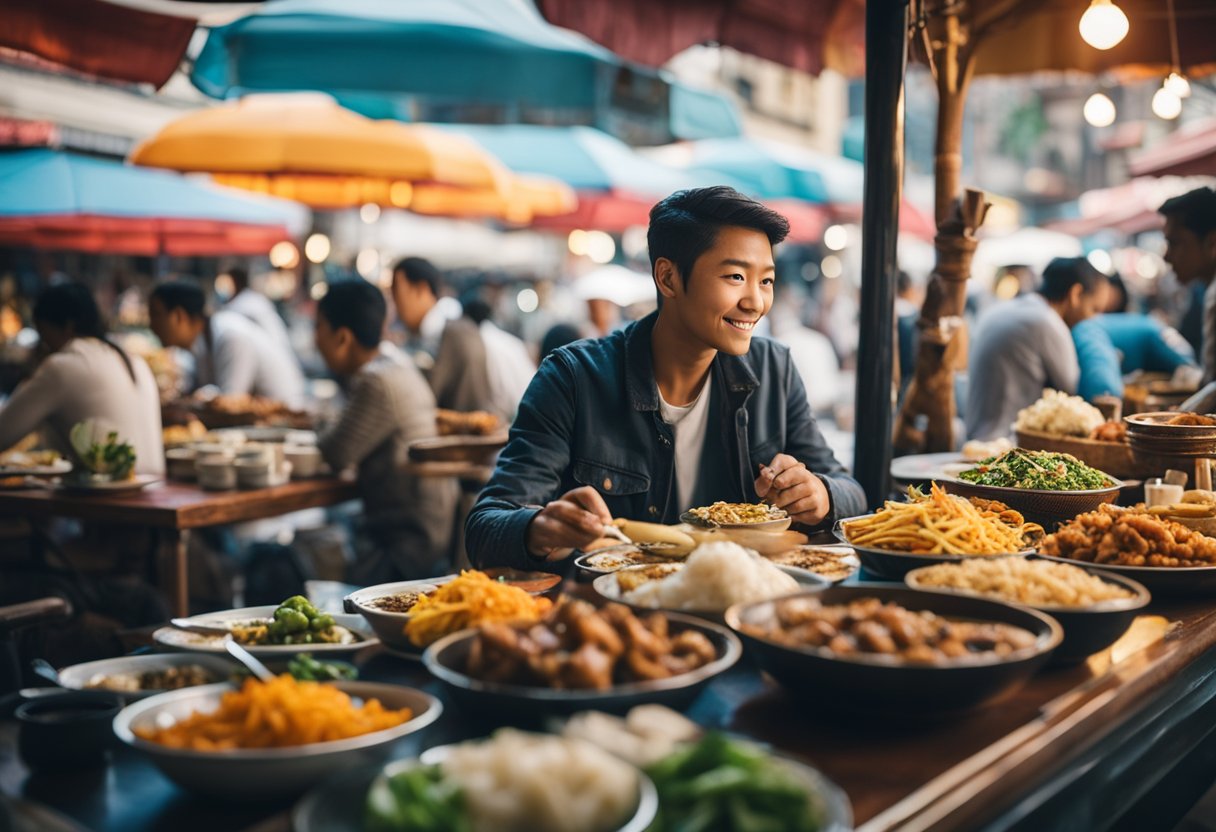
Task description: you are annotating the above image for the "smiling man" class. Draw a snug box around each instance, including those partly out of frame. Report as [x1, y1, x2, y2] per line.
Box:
[466, 186, 865, 569]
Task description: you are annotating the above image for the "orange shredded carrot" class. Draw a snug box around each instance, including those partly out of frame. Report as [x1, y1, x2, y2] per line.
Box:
[133, 675, 411, 750]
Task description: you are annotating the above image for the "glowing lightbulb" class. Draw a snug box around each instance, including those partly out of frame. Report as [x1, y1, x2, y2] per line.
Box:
[1079, 0, 1129, 50]
[304, 233, 331, 263]
[1164, 72, 1192, 99]
[822, 224, 848, 251]
[1083, 92, 1116, 128]
[1152, 85, 1182, 120]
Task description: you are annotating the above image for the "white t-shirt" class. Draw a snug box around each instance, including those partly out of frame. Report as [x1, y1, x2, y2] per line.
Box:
[0, 338, 164, 475]
[658, 377, 712, 511]
[192, 310, 306, 407]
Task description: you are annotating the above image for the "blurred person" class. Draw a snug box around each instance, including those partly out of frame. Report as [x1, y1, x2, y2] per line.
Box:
[463, 295, 535, 421]
[223, 266, 295, 357]
[768, 290, 841, 415]
[313, 280, 458, 582]
[148, 281, 305, 407]
[540, 323, 582, 363]
[389, 257, 494, 415]
[389, 256, 462, 357]
[0, 283, 163, 475]
[1089, 272, 1195, 377]
[966, 257, 1108, 441]
[1159, 187, 1216, 382]
[467, 186, 864, 570]
[587, 297, 620, 337]
[895, 270, 920, 399]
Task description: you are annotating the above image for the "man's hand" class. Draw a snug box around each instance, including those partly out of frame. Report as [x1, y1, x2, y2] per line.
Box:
[525, 486, 612, 561]
[755, 454, 831, 526]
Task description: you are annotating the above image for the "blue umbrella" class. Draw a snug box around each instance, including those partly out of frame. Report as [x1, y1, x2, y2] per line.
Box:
[678, 136, 866, 205]
[444, 124, 708, 196]
[190, 0, 742, 140]
[0, 149, 307, 254]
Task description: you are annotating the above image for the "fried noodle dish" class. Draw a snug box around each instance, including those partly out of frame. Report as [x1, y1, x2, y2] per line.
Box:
[405, 570, 552, 647]
[1042, 504, 1216, 567]
[842, 484, 1042, 555]
[688, 502, 785, 525]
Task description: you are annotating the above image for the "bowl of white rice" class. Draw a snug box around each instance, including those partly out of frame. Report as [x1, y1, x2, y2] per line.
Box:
[594, 542, 827, 618]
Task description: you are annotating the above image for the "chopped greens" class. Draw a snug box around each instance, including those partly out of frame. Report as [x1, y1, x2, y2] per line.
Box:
[365, 764, 470, 832]
[646, 733, 822, 832]
[958, 448, 1111, 491]
[69, 422, 136, 480]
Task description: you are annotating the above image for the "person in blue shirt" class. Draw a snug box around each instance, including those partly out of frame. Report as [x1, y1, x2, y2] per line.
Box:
[1096, 274, 1196, 374]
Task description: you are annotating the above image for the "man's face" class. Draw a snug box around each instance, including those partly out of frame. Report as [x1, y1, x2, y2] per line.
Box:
[1062, 281, 1108, 328]
[661, 226, 775, 356]
[148, 297, 193, 349]
[313, 313, 348, 375]
[1163, 216, 1216, 283]
[391, 273, 430, 333]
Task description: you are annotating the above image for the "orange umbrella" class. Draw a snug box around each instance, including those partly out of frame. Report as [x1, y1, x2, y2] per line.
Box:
[132, 95, 575, 220]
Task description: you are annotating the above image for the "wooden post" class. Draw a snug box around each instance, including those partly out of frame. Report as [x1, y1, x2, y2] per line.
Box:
[854, 0, 909, 507]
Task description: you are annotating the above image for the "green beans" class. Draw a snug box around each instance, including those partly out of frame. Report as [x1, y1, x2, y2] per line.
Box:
[287, 653, 357, 682]
[646, 734, 822, 832]
[365, 764, 470, 832]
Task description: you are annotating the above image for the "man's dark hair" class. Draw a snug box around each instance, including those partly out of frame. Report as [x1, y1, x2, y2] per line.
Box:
[1039, 257, 1106, 301]
[317, 279, 386, 349]
[34, 282, 135, 381]
[647, 186, 790, 285]
[1106, 272, 1129, 314]
[1160, 187, 1216, 239]
[228, 266, 250, 293]
[461, 295, 493, 326]
[392, 257, 443, 296]
[896, 270, 913, 295]
[150, 280, 207, 319]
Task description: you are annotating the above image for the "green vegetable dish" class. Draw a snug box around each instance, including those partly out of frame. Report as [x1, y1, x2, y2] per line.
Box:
[646, 733, 823, 832]
[69, 422, 136, 480]
[366, 765, 468, 832]
[958, 448, 1112, 491]
[287, 653, 357, 681]
[231, 595, 346, 646]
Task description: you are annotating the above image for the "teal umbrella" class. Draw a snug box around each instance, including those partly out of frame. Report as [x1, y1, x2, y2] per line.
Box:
[190, 0, 741, 142]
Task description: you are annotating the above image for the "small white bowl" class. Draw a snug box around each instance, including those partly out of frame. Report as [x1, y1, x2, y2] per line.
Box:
[285, 445, 322, 478]
[165, 448, 197, 482]
[196, 458, 237, 490]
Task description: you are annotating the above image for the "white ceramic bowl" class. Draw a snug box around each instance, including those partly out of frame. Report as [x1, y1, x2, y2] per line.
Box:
[57, 653, 236, 701]
[343, 579, 448, 652]
[165, 448, 197, 482]
[196, 458, 237, 490]
[285, 445, 322, 478]
[113, 681, 442, 799]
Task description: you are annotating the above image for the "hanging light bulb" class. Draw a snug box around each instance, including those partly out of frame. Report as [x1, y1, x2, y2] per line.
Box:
[1164, 71, 1192, 99]
[1083, 92, 1117, 127]
[1079, 0, 1130, 50]
[1152, 84, 1183, 120]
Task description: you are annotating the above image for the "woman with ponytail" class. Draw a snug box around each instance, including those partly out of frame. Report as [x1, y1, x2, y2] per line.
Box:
[0, 282, 164, 475]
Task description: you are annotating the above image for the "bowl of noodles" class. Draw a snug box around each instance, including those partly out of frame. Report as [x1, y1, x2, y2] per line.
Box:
[836, 485, 1042, 580]
[113, 676, 441, 799]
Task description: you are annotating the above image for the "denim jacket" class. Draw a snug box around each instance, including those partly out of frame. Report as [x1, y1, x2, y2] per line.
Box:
[465, 312, 866, 571]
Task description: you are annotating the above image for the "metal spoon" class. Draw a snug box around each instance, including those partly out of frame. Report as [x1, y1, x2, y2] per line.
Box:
[224, 638, 276, 683]
[30, 658, 62, 687]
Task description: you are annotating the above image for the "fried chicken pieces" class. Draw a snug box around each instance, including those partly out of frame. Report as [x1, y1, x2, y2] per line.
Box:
[464, 599, 717, 690]
[1043, 504, 1216, 567]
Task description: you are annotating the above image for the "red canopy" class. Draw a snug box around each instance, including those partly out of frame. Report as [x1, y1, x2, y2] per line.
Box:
[0, 215, 293, 257]
[1129, 119, 1216, 179]
[0, 0, 196, 88]
[536, 0, 866, 76]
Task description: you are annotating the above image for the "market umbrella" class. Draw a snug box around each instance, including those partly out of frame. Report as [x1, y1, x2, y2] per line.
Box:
[445, 124, 707, 231]
[129, 94, 576, 221]
[1, 0, 196, 87]
[0, 149, 308, 256]
[664, 137, 937, 239]
[536, 0, 867, 77]
[189, 0, 742, 142]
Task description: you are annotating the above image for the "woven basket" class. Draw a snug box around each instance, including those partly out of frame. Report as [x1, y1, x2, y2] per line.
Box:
[1014, 429, 1144, 480]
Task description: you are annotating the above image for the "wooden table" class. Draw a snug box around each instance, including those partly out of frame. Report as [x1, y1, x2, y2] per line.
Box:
[4, 590, 1216, 831]
[0, 478, 359, 616]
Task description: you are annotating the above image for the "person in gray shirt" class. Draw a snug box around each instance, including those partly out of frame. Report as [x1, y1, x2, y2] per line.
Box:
[314, 280, 458, 583]
[965, 257, 1109, 441]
